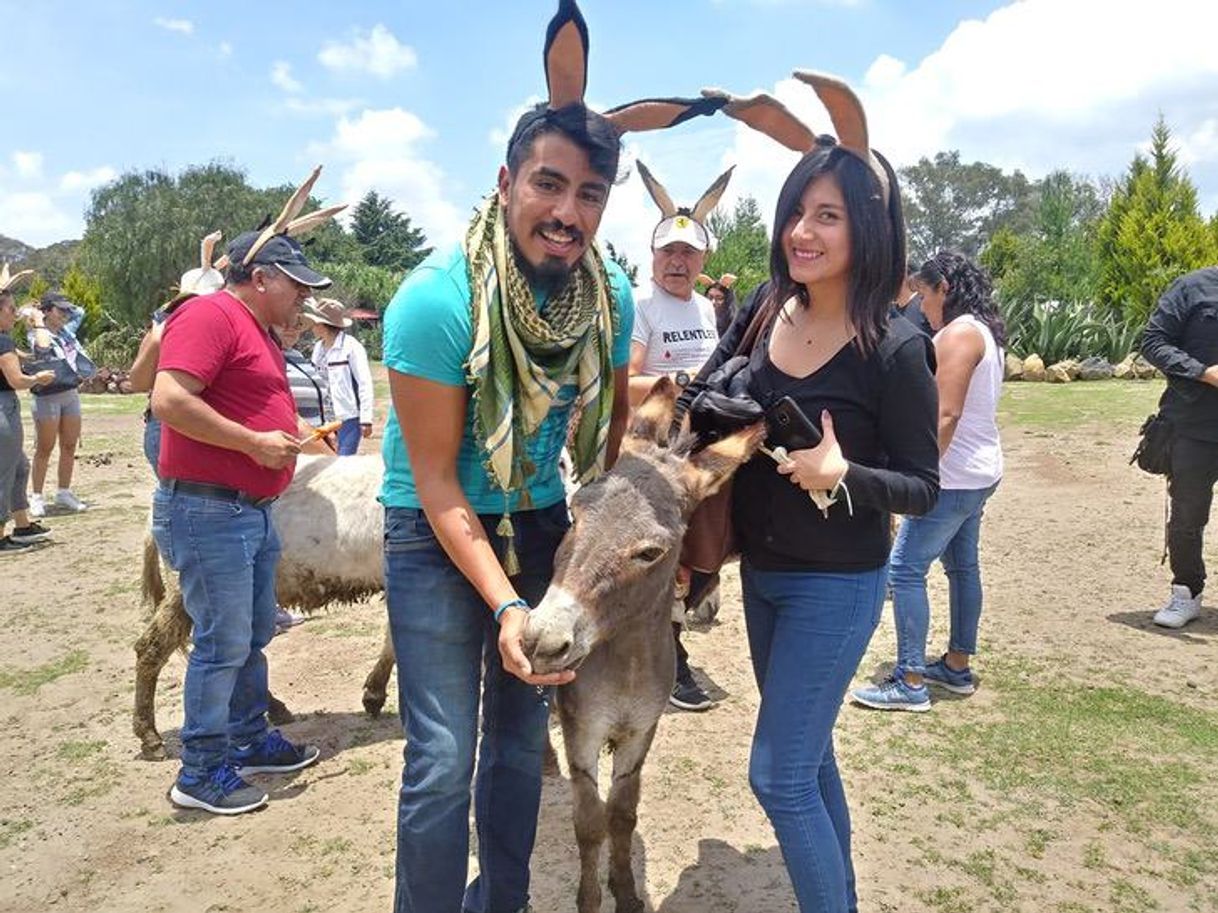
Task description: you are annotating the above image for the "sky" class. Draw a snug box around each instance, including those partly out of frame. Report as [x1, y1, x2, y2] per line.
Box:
[1, 0, 1217, 279]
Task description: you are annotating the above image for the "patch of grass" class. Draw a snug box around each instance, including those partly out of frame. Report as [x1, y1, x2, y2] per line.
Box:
[915, 885, 971, 912]
[998, 380, 1163, 429]
[1082, 840, 1107, 870]
[56, 739, 107, 761]
[0, 650, 89, 695]
[346, 757, 376, 775]
[1109, 878, 1158, 913]
[1026, 828, 1054, 859]
[79, 394, 149, 417]
[0, 818, 34, 849]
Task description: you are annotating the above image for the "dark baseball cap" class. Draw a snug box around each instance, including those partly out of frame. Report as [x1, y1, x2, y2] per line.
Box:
[39, 291, 74, 312]
[226, 231, 332, 289]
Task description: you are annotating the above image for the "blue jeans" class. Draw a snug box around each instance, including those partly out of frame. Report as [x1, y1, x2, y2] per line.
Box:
[891, 482, 999, 676]
[384, 501, 570, 913]
[150, 488, 280, 779]
[742, 562, 886, 913]
[336, 417, 362, 455]
[143, 413, 161, 478]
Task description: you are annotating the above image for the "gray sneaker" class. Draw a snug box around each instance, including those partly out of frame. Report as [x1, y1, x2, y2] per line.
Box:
[169, 763, 268, 815]
[0, 536, 32, 555]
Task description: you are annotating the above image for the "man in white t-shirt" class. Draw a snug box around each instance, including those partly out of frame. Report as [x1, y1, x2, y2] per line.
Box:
[627, 161, 734, 712]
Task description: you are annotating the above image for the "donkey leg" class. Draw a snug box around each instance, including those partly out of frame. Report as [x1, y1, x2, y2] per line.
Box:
[132, 591, 192, 760]
[564, 718, 608, 913]
[362, 623, 396, 717]
[267, 692, 295, 725]
[606, 725, 658, 913]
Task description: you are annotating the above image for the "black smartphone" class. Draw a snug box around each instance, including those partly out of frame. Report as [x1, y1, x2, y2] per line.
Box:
[766, 396, 823, 451]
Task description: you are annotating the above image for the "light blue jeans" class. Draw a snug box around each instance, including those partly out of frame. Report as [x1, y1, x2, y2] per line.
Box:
[891, 482, 1000, 676]
[384, 502, 570, 913]
[150, 488, 279, 779]
[742, 561, 887, 913]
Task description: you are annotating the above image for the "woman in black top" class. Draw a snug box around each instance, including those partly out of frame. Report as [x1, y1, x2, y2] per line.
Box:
[699, 101, 938, 912]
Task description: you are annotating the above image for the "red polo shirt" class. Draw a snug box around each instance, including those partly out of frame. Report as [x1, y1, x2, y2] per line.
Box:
[157, 290, 297, 498]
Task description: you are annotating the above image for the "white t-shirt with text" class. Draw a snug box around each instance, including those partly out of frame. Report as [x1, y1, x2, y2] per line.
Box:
[631, 282, 720, 376]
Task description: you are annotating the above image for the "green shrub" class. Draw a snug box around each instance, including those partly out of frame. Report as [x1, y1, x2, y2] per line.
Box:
[1002, 299, 1141, 363]
[87, 325, 145, 370]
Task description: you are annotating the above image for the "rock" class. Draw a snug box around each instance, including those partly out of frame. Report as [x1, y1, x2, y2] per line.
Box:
[1004, 353, 1024, 380]
[1132, 354, 1159, 379]
[1046, 362, 1074, 383]
[1113, 354, 1136, 379]
[118, 379, 133, 395]
[1022, 354, 1046, 382]
[1077, 356, 1114, 381]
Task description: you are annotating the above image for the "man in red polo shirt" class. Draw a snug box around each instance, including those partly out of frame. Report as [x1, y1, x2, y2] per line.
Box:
[150, 231, 331, 815]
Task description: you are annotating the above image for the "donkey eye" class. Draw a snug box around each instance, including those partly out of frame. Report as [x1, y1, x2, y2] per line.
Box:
[632, 545, 665, 564]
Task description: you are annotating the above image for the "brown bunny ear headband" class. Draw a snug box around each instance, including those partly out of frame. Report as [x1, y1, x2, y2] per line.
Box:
[636, 160, 735, 252]
[506, 0, 730, 164]
[697, 273, 737, 289]
[702, 70, 889, 203]
[0, 262, 34, 296]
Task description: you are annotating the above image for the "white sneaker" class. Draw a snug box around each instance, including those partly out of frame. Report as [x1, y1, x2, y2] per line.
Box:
[27, 493, 45, 518]
[55, 489, 88, 512]
[1153, 584, 1202, 629]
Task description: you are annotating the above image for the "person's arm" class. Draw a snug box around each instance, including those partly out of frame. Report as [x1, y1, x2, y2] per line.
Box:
[933, 321, 985, 453]
[127, 324, 163, 393]
[351, 339, 376, 432]
[63, 305, 85, 337]
[1141, 279, 1215, 384]
[151, 369, 300, 469]
[0, 351, 54, 390]
[392, 370, 573, 686]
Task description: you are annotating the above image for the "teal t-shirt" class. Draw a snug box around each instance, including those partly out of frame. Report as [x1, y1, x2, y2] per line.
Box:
[379, 243, 635, 513]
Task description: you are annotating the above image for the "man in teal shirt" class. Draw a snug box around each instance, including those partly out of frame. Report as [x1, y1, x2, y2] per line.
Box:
[378, 6, 633, 910]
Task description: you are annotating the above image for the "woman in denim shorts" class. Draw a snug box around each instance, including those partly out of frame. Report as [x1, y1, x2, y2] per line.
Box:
[25, 293, 90, 515]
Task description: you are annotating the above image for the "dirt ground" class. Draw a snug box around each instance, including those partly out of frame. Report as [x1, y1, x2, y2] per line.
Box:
[2, 380, 1215, 913]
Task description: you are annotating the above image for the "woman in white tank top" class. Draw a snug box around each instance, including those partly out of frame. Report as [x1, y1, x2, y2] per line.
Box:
[852, 252, 1004, 712]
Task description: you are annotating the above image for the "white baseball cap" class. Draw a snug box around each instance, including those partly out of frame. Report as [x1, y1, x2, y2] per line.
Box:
[651, 214, 712, 252]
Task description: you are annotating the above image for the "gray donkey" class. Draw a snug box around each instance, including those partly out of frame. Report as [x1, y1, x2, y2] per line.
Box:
[523, 379, 764, 913]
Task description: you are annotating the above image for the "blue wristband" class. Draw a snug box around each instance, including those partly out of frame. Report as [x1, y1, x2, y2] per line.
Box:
[493, 597, 529, 624]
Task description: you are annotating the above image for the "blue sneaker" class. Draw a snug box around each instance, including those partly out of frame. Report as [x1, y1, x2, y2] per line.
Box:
[851, 675, 931, 712]
[169, 763, 268, 815]
[233, 729, 321, 775]
[923, 655, 976, 695]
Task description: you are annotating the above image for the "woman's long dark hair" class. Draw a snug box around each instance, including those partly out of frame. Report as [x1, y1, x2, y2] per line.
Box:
[915, 250, 1005, 349]
[766, 144, 906, 354]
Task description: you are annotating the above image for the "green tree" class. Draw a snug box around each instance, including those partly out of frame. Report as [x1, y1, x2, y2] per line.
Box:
[1095, 117, 1218, 326]
[80, 163, 347, 324]
[704, 196, 770, 302]
[350, 190, 431, 275]
[60, 263, 107, 340]
[603, 241, 638, 285]
[901, 151, 1037, 262]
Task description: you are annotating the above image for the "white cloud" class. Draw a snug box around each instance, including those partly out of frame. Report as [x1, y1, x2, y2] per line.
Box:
[313, 108, 464, 248]
[59, 166, 117, 193]
[271, 61, 303, 94]
[153, 17, 194, 35]
[218, 41, 233, 59]
[489, 96, 543, 149]
[318, 25, 417, 79]
[12, 151, 43, 179]
[0, 192, 76, 243]
[285, 97, 364, 118]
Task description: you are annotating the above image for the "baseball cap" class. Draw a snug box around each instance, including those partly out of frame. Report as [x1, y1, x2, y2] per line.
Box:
[651, 214, 711, 252]
[226, 232, 332, 289]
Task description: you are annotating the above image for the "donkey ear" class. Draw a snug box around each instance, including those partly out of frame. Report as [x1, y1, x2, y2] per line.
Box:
[691, 165, 735, 223]
[680, 421, 766, 505]
[792, 70, 890, 201]
[602, 94, 727, 135]
[623, 376, 678, 453]
[545, 0, 589, 109]
[199, 230, 222, 271]
[702, 87, 817, 154]
[635, 161, 677, 219]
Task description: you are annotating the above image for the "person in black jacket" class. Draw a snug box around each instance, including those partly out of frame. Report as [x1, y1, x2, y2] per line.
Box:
[1140, 266, 1218, 628]
[698, 75, 939, 913]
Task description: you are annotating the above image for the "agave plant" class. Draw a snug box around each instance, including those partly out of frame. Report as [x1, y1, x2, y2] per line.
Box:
[1002, 298, 1142, 364]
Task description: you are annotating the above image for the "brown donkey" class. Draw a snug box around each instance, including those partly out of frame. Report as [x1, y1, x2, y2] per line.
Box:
[523, 379, 763, 913]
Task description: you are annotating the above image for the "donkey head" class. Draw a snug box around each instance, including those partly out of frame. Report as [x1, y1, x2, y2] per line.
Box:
[523, 378, 764, 674]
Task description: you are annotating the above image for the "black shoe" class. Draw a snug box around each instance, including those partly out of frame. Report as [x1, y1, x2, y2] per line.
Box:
[10, 522, 51, 544]
[670, 673, 714, 711]
[233, 729, 321, 775]
[0, 536, 33, 554]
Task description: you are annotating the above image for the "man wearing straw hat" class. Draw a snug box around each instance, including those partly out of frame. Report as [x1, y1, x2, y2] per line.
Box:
[149, 171, 337, 815]
[304, 297, 374, 455]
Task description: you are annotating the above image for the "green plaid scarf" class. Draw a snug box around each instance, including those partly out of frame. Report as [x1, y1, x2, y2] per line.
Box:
[464, 192, 617, 521]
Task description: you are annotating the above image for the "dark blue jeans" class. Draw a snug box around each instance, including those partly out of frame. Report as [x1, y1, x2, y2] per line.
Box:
[384, 502, 570, 913]
[336, 417, 362, 455]
[150, 488, 279, 779]
[143, 413, 161, 478]
[742, 561, 886, 913]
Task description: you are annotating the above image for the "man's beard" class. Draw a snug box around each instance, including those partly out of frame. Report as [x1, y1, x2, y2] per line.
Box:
[513, 246, 575, 297]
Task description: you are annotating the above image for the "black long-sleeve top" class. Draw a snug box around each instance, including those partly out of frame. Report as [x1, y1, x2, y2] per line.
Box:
[696, 288, 940, 572]
[1141, 266, 1218, 443]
